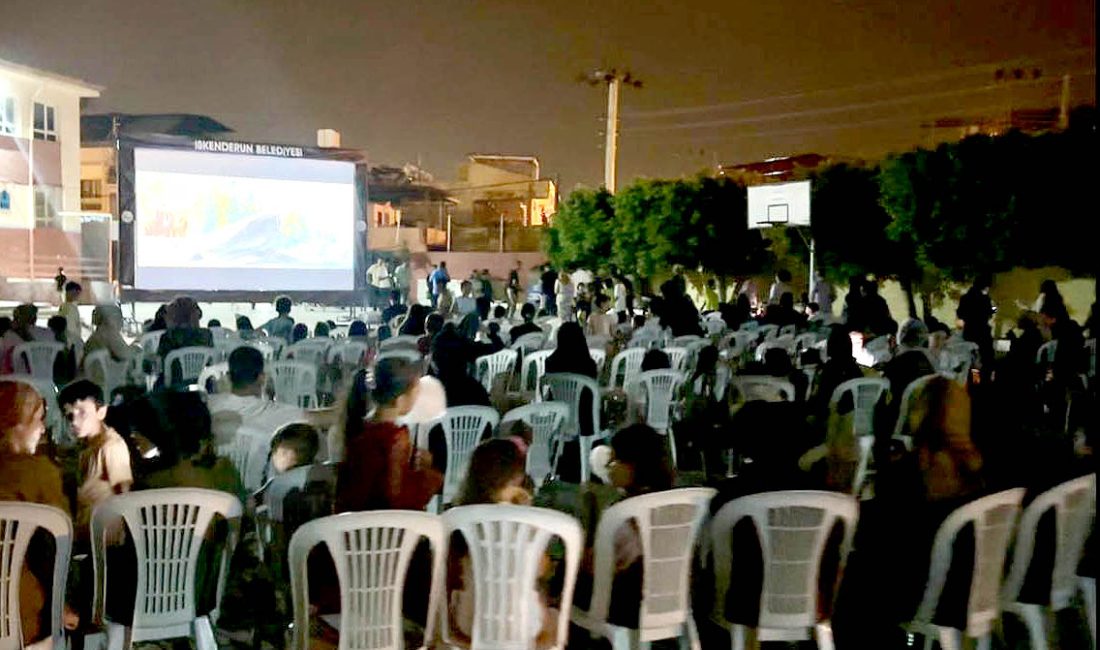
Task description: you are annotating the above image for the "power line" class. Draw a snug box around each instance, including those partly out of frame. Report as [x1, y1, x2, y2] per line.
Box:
[621, 47, 1093, 119]
[620, 71, 1093, 134]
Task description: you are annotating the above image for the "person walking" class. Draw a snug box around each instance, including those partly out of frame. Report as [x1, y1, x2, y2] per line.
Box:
[957, 274, 996, 381]
[506, 260, 522, 320]
[393, 259, 410, 305]
[367, 258, 392, 309]
[428, 262, 450, 310]
[540, 264, 558, 316]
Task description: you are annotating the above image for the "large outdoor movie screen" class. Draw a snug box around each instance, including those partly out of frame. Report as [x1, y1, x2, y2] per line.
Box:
[133, 147, 355, 291]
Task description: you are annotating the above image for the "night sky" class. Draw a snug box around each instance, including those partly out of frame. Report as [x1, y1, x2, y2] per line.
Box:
[1, 0, 1094, 189]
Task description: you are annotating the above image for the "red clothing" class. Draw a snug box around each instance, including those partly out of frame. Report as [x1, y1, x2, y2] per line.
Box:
[336, 420, 443, 512]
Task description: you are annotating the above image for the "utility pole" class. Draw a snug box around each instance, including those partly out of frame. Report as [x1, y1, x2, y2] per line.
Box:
[581, 69, 642, 193]
[1058, 74, 1071, 129]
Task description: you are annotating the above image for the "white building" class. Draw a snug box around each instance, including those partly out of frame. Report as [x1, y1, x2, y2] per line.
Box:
[0, 57, 101, 286]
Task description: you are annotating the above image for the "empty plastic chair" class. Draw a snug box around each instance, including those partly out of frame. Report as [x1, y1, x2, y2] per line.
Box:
[163, 346, 216, 388]
[267, 360, 319, 409]
[627, 370, 685, 466]
[518, 349, 552, 395]
[139, 331, 165, 358]
[84, 348, 128, 401]
[1001, 474, 1096, 650]
[197, 362, 230, 394]
[0, 502, 72, 650]
[710, 491, 858, 650]
[501, 402, 571, 488]
[424, 406, 500, 508]
[573, 488, 717, 650]
[91, 488, 243, 650]
[510, 332, 545, 355]
[543, 373, 604, 483]
[13, 341, 65, 380]
[589, 348, 608, 375]
[444, 504, 582, 650]
[475, 348, 519, 393]
[288, 510, 446, 650]
[902, 488, 1026, 650]
[663, 347, 690, 373]
[608, 348, 646, 391]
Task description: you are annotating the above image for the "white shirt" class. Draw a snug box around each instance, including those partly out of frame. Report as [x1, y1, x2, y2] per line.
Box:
[207, 393, 308, 446]
[614, 282, 627, 312]
[767, 281, 791, 305]
[454, 296, 477, 316]
[367, 263, 392, 289]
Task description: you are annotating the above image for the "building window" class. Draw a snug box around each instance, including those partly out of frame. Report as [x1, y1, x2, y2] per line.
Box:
[33, 102, 57, 141]
[34, 186, 62, 228]
[0, 190, 10, 211]
[0, 97, 14, 135]
[81, 179, 103, 198]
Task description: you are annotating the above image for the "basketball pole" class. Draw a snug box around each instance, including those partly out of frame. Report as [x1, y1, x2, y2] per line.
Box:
[809, 236, 817, 303]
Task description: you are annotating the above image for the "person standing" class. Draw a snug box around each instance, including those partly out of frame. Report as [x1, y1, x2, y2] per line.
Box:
[613, 275, 628, 320]
[429, 262, 450, 310]
[506, 260, 522, 319]
[54, 267, 67, 304]
[811, 272, 833, 317]
[540, 264, 559, 316]
[366, 258, 392, 309]
[392, 259, 410, 305]
[58, 281, 86, 345]
[957, 274, 995, 380]
[767, 269, 792, 306]
[479, 269, 493, 303]
[555, 272, 574, 322]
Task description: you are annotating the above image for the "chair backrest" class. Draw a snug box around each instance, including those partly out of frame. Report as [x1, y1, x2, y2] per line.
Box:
[1036, 340, 1058, 366]
[475, 349, 519, 393]
[375, 349, 422, 365]
[212, 336, 246, 362]
[13, 341, 65, 379]
[1002, 474, 1095, 609]
[739, 320, 760, 332]
[430, 406, 501, 505]
[757, 324, 779, 341]
[501, 402, 571, 488]
[608, 348, 646, 390]
[268, 360, 319, 409]
[262, 462, 338, 524]
[586, 488, 716, 632]
[286, 339, 331, 366]
[250, 339, 278, 362]
[663, 346, 690, 373]
[91, 488, 243, 632]
[163, 346, 215, 386]
[704, 319, 727, 336]
[139, 331, 165, 358]
[442, 505, 582, 650]
[289, 510, 446, 650]
[84, 348, 127, 400]
[729, 376, 796, 403]
[829, 377, 890, 438]
[216, 432, 270, 492]
[778, 324, 798, 338]
[892, 373, 941, 438]
[380, 335, 420, 352]
[588, 348, 607, 374]
[328, 340, 371, 367]
[0, 502, 72, 649]
[710, 491, 859, 632]
[542, 319, 564, 350]
[794, 332, 820, 352]
[672, 335, 703, 348]
[542, 373, 601, 441]
[518, 349, 552, 394]
[510, 332, 545, 355]
[754, 338, 796, 362]
[197, 362, 230, 394]
[629, 370, 685, 433]
[912, 488, 1025, 638]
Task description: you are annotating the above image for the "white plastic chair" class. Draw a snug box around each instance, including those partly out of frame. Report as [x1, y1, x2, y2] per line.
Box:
[729, 376, 796, 403]
[573, 488, 717, 650]
[672, 335, 704, 348]
[627, 370, 685, 466]
[501, 402, 571, 488]
[443, 504, 583, 650]
[163, 346, 216, 387]
[710, 491, 859, 650]
[286, 339, 332, 366]
[756, 325, 779, 341]
[249, 339, 278, 362]
[608, 348, 646, 391]
[892, 373, 942, 449]
[376, 334, 417, 351]
[1001, 474, 1096, 650]
[475, 349, 519, 393]
[91, 488, 243, 650]
[423, 406, 500, 508]
[0, 502, 72, 650]
[795, 332, 821, 353]
[663, 347, 690, 373]
[215, 432, 270, 492]
[212, 336, 246, 363]
[903, 488, 1026, 650]
[267, 360, 319, 409]
[628, 331, 661, 350]
[197, 362, 230, 394]
[1036, 340, 1058, 366]
[510, 332, 545, 355]
[518, 349, 552, 394]
[754, 337, 797, 363]
[288, 510, 446, 650]
[139, 331, 165, 359]
[778, 324, 798, 338]
[13, 341, 65, 379]
[704, 319, 727, 336]
[328, 340, 370, 368]
[589, 348, 608, 375]
[376, 349, 423, 365]
[829, 377, 890, 438]
[84, 348, 128, 400]
[543, 373, 604, 483]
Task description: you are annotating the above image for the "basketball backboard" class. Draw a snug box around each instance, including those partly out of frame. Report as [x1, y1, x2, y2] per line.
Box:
[747, 180, 811, 229]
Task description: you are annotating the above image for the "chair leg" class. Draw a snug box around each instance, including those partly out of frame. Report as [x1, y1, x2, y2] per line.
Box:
[814, 621, 835, 650]
[680, 617, 702, 650]
[105, 623, 132, 650]
[1017, 603, 1049, 650]
[730, 624, 747, 650]
[667, 428, 679, 469]
[194, 615, 217, 650]
[1081, 576, 1096, 649]
[936, 627, 963, 650]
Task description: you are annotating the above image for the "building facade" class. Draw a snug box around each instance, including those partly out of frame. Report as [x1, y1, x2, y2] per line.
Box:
[0, 58, 101, 289]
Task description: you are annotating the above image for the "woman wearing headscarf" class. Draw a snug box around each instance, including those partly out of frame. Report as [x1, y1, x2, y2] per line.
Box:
[82, 304, 134, 369]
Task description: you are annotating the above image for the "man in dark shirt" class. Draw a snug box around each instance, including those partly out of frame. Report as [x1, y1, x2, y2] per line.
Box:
[509, 303, 542, 344]
[380, 291, 408, 326]
[540, 265, 559, 316]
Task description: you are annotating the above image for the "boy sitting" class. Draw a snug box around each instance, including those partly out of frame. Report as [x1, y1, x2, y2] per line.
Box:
[269, 423, 320, 477]
[59, 380, 133, 534]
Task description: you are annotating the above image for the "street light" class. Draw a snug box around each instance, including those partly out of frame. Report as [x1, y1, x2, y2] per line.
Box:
[580, 68, 643, 193]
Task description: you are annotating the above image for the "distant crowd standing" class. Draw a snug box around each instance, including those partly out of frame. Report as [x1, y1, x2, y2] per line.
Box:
[0, 260, 1095, 649]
